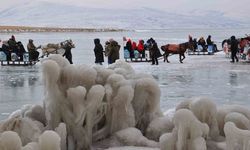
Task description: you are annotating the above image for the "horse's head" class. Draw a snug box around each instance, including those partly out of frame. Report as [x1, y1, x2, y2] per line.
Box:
[161, 45, 168, 52]
[177, 41, 194, 53]
[66, 39, 75, 48]
[61, 39, 75, 48]
[186, 41, 195, 51]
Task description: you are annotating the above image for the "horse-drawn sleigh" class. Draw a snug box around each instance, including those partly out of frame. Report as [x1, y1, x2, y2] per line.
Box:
[0, 51, 36, 66]
[123, 40, 194, 63]
[0, 39, 75, 66]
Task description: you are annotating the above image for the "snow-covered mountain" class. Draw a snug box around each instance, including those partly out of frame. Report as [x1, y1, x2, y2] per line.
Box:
[0, 0, 248, 29]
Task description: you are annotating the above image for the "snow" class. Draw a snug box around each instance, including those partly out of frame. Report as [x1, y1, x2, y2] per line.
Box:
[0, 0, 248, 29]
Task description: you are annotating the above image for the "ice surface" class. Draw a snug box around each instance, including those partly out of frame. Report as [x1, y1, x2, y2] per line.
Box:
[1, 30, 250, 121]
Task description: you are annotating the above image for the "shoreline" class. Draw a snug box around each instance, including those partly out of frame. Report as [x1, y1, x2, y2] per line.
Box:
[0, 25, 125, 33]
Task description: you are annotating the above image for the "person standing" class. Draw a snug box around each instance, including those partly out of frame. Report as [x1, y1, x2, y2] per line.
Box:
[230, 36, 239, 63]
[105, 39, 120, 64]
[149, 39, 161, 65]
[63, 42, 73, 64]
[109, 39, 120, 64]
[27, 39, 40, 61]
[93, 38, 104, 65]
[105, 41, 112, 64]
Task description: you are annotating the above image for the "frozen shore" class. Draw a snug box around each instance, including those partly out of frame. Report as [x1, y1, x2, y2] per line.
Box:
[1, 54, 250, 150]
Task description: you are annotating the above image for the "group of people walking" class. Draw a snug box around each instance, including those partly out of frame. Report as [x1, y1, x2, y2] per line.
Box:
[93, 38, 121, 65]
[93, 37, 162, 65]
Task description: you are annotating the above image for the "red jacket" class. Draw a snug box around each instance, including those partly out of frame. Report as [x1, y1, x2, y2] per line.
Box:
[137, 40, 144, 52]
[132, 41, 137, 50]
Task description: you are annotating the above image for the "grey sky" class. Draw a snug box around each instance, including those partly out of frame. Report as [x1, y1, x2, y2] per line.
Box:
[1, 0, 249, 20]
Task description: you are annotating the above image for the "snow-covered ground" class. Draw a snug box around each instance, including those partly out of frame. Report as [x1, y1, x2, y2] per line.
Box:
[0, 0, 248, 29]
[1, 30, 250, 120]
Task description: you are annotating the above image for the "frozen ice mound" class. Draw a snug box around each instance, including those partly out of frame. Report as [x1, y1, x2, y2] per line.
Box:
[0, 55, 249, 150]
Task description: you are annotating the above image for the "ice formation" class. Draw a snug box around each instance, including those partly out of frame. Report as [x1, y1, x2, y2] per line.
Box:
[0, 131, 22, 150]
[0, 55, 250, 150]
[173, 109, 209, 150]
[145, 116, 174, 141]
[224, 122, 250, 150]
[176, 97, 219, 139]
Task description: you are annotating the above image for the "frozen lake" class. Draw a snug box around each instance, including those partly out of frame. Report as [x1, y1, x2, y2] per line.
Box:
[1, 28, 250, 120]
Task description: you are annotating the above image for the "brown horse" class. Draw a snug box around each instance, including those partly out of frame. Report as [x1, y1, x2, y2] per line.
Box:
[161, 41, 194, 63]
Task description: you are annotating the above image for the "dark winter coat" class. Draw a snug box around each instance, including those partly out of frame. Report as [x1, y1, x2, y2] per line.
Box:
[230, 38, 239, 53]
[63, 44, 73, 64]
[105, 40, 120, 64]
[8, 39, 17, 52]
[206, 36, 213, 45]
[94, 43, 104, 63]
[110, 41, 120, 63]
[198, 38, 206, 46]
[27, 42, 39, 61]
[126, 40, 134, 58]
[150, 42, 162, 58]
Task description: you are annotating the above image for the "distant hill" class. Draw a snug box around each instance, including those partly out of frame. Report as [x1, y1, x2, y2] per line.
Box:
[0, 26, 124, 33]
[0, 1, 248, 30]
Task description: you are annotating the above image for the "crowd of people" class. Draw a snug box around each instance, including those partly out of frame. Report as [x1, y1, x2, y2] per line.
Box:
[93, 35, 246, 65]
[1, 34, 248, 65]
[93, 37, 162, 65]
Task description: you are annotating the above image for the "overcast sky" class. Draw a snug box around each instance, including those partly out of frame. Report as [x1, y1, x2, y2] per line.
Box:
[1, 0, 249, 20]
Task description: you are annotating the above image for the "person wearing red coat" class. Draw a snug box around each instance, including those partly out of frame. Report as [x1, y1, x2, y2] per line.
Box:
[137, 40, 145, 58]
[132, 41, 137, 51]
